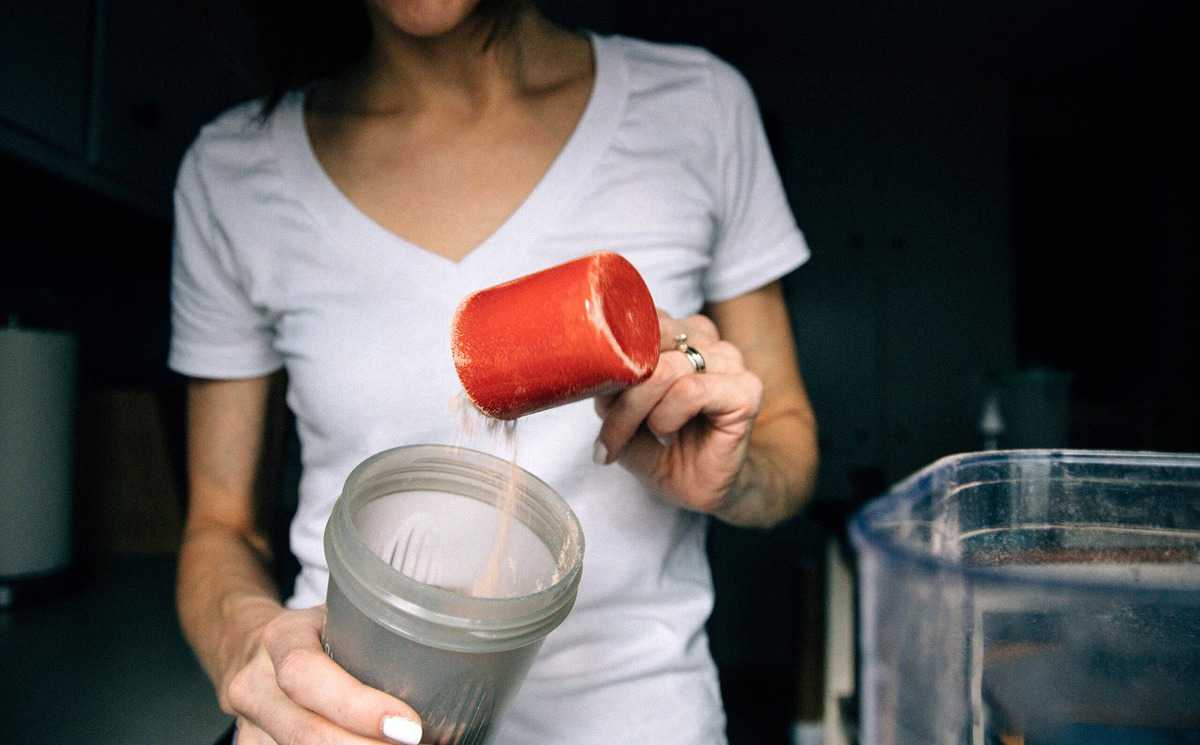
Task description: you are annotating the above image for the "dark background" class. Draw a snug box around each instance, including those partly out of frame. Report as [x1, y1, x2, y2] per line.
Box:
[1, 1, 1196, 743]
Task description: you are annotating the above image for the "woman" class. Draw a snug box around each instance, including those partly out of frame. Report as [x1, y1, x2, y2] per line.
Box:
[170, 1, 818, 743]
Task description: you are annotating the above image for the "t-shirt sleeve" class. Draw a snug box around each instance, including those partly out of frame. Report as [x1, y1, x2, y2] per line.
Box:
[167, 144, 283, 378]
[703, 58, 810, 302]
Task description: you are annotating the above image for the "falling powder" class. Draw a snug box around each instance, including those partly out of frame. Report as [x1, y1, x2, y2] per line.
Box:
[449, 393, 523, 598]
[446, 392, 572, 597]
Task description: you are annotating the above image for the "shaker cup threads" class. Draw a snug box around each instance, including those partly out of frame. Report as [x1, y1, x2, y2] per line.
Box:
[451, 251, 659, 419]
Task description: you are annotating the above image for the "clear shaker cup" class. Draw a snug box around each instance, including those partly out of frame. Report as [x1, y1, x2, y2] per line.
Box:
[323, 445, 585, 745]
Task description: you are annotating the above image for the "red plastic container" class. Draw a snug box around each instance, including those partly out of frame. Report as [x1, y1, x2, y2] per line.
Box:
[451, 252, 659, 419]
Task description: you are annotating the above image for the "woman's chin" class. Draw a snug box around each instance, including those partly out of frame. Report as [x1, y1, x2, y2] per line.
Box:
[367, 0, 483, 38]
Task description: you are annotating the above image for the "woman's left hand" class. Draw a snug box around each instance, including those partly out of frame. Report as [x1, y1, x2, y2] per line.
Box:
[593, 309, 764, 516]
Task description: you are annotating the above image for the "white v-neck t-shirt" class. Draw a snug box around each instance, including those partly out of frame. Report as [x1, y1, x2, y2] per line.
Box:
[170, 33, 809, 745]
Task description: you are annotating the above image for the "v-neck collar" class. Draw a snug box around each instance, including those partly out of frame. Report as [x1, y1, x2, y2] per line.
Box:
[272, 33, 627, 272]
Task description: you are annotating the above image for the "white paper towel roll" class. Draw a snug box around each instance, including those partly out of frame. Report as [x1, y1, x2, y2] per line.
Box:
[0, 326, 78, 577]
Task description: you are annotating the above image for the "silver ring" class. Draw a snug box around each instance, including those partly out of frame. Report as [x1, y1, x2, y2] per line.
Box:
[681, 345, 706, 374]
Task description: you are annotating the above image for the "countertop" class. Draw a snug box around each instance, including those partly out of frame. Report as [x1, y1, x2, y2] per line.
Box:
[0, 555, 231, 744]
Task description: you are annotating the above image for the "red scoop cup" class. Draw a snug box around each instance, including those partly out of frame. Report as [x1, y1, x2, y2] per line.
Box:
[451, 252, 660, 419]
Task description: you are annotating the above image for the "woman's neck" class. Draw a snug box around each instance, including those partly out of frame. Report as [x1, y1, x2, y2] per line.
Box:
[328, 7, 586, 117]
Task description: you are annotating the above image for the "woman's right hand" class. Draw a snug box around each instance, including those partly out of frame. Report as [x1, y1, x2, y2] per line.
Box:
[221, 603, 424, 745]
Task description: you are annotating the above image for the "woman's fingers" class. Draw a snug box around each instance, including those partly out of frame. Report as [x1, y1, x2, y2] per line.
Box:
[230, 656, 397, 745]
[645, 368, 762, 438]
[657, 312, 719, 352]
[593, 392, 616, 418]
[258, 608, 423, 744]
[596, 341, 744, 462]
[598, 308, 763, 513]
[596, 350, 695, 462]
[232, 718, 277, 745]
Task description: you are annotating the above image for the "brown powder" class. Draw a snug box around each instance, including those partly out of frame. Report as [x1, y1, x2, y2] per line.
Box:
[453, 392, 520, 598]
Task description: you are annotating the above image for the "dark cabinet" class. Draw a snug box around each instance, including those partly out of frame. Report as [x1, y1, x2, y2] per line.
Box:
[1, 1, 257, 217]
[92, 1, 256, 211]
[0, 2, 94, 157]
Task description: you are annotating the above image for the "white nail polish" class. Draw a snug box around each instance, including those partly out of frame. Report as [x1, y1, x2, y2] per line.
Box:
[382, 715, 422, 745]
[593, 439, 608, 465]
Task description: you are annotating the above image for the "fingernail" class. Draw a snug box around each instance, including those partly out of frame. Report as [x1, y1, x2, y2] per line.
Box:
[382, 715, 422, 745]
[593, 439, 609, 465]
[654, 432, 675, 448]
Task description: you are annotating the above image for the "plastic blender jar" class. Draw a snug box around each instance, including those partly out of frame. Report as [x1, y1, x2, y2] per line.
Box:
[852, 450, 1200, 744]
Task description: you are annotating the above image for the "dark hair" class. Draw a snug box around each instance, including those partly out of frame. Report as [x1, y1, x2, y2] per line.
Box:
[248, 0, 530, 119]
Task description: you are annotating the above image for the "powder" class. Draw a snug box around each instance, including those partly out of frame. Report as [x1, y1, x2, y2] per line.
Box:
[452, 392, 522, 598]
